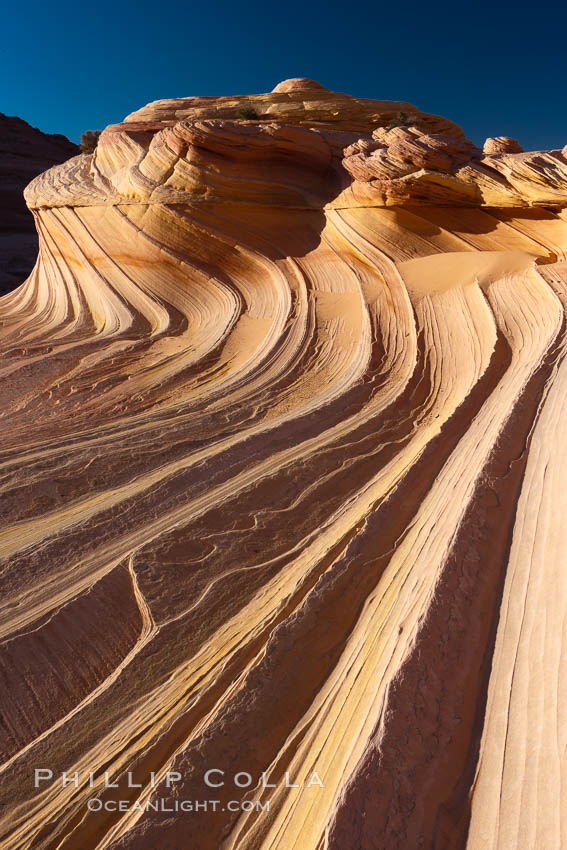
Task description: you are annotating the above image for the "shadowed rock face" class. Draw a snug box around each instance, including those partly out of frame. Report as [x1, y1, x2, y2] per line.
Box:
[0, 113, 77, 295]
[1, 79, 567, 850]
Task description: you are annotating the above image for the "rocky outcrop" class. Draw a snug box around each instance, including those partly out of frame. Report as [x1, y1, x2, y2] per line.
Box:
[340, 125, 567, 207]
[1, 80, 567, 850]
[25, 88, 567, 216]
[0, 113, 77, 294]
[483, 135, 524, 154]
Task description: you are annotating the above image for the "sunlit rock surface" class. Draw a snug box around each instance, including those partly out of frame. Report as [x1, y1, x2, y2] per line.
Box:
[1, 79, 567, 850]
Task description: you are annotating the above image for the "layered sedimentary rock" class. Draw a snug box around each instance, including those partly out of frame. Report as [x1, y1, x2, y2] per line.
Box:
[1, 79, 567, 850]
[0, 114, 77, 294]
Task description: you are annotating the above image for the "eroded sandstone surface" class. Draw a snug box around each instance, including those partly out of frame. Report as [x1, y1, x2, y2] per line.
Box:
[1, 79, 567, 850]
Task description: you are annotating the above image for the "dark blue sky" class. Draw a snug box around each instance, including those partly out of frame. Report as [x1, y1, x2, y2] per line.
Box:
[2, 0, 566, 151]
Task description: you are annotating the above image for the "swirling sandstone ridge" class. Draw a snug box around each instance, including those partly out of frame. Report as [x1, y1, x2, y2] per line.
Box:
[1, 77, 567, 850]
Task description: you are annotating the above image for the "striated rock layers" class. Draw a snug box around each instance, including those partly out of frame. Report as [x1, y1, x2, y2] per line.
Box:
[0, 114, 77, 295]
[1, 78, 567, 850]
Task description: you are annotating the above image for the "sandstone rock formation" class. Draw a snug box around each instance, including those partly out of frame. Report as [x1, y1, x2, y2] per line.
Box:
[0, 114, 77, 295]
[1, 79, 567, 850]
[482, 136, 524, 155]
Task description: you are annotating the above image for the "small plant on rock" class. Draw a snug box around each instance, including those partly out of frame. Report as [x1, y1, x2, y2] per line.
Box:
[79, 129, 102, 153]
[386, 112, 419, 131]
[237, 105, 260, 120]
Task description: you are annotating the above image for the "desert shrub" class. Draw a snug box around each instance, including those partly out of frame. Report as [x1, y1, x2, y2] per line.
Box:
[386, 112, 414, 130]
[79, 129, 102, 153]
[237, 105, 260, 120]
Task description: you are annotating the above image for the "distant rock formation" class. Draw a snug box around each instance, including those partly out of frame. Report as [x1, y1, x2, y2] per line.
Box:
[1, 80, 567, 850]
[0, 113, 77, 294]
